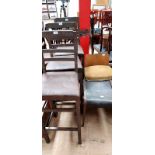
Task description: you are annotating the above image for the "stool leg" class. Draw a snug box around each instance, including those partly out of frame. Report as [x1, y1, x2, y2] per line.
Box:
[76, 99, 82, 144]
[52, 101, 58, 118]
[79, 72, 84, 114]
[42, 128, 50, 143]
[82, 101, 87, 127]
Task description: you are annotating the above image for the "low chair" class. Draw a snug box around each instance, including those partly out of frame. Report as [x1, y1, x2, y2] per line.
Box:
[83, 54, 112, 126]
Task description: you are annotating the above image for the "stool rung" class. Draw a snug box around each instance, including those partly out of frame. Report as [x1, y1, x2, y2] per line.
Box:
[45, 127, 78, 131]
[42, 11, 57, 13]
[42, 3, 55, 5]
[56, 102, 75, 106]
[43, 108, 75, 112]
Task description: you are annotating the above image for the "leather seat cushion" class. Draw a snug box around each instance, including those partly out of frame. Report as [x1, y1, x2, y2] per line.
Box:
[85, 65, 112, 81]
[42, 72, 80, 97]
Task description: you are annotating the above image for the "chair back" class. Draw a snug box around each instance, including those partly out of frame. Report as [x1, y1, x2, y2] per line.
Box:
[100, 10, 112, 26]
[42, 30, 78, 73]
[100, 26, 112, 54]
[85, 53, 109, 67]
[45, 22, 78, 45]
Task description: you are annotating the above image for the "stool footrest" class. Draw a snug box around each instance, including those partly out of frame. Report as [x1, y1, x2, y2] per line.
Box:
[45, 127, 78, 131]
[43, 108, 76, 112]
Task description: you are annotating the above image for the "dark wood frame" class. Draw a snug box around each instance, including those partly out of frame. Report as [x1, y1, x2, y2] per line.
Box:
[45, 22, 78, 31]
[54, 17, 79, 24]
[44, 22, 84, 112]
[42, 30, 82, 144]
[90, 10, 112, 54]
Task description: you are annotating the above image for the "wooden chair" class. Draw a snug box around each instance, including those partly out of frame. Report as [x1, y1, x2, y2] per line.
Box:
[82, 54, 112, 126]
[90, 9, 112, 54]
[93, 26, 112, 63]
[90, 10, 104, 54]
[42, 30, 82, 144]
[44, 22, 84, 109]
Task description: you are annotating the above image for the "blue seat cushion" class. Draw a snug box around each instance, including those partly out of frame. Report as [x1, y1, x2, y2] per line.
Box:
[84, 80, 112, 107]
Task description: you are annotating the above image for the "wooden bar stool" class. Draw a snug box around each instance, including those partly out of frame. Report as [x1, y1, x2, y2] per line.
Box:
[44, 22, 84, 113]
[42, 30, 82, 144]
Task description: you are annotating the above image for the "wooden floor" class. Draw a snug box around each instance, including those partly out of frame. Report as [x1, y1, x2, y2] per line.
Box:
[42, 107, 112, 155]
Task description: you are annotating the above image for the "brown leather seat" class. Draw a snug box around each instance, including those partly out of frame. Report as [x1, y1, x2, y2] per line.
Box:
[42, 72, 80, 97]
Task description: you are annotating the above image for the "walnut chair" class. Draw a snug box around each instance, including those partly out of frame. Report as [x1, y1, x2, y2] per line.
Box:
[44, 22, 84, 112]
[93, 26, 112, 63]
[42, 30, 82, 144]
[90, 10, 103, 54]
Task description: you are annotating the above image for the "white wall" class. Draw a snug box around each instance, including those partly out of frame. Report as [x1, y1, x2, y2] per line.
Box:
[68, 0, 79, 17]
[57, 0, 108, 17]
[56, 0, 79, 17]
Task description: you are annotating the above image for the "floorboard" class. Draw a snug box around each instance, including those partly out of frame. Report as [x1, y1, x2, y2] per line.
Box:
[42, 107, 112, 155]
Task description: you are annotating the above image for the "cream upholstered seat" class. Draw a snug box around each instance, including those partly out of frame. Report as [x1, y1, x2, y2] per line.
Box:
[85, 65, 112, 80]
[84, 53, 112, 81]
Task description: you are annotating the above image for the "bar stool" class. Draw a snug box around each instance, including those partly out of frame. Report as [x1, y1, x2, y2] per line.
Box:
[42, 30, 82, 144]
[44, 22, 84, 112]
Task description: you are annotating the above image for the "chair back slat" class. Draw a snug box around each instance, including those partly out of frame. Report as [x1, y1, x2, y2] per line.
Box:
[54, 17, 79, 23]
[42, 49, 75, 54]
[45, 22, 78, 30]
[44, 57, 75, 61]
[42, 30, 76, 40]
[50, 43, 75, 48]
[54, 17, 79, 30]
